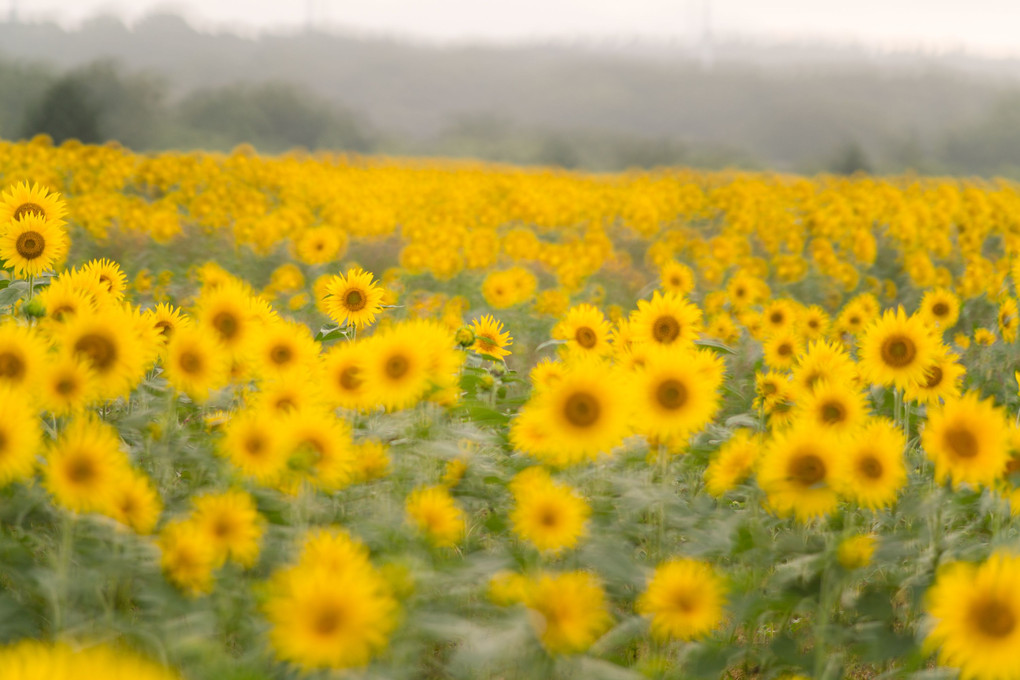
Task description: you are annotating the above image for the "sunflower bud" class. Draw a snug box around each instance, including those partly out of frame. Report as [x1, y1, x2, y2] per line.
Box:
[454, 326, 475, 347]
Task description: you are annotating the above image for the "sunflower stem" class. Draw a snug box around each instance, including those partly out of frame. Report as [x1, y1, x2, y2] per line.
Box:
[26, 273, 34, 302]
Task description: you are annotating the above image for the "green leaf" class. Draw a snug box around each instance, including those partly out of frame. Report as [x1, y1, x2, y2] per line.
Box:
[0, 280, 28, 307]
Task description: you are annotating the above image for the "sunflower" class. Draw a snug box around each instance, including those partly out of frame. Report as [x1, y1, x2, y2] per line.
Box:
[254, 376, 324, 415]
[81, 258, 128, 301]
[553, 304, 613, 357]
[757, 422, 842, 522]
[0, 641, 181, 680]
[37, 353, 96, 415]
[0, 388, 41, 487]
[659, 260, 696, 296]
[322, 267, 385, 330]
[0, 181, 67, 225]
[754, 371, 788, 411]
[761, 298, 800, 336]
[925, 552, 1020, 680]
[248, 319, 319, 380]
[350, 440, 391, 483]
[704, 429, 762, 497]
[44, 416, 131, 514]
[319, 340, 371, 411]
[265, 561, 397, 671]
[469, 314, 513, 360]
[523, 571, 612, 655]
[61, 305, 148, 400]
[763, 330, 803, 372]
[837, 534, 877, 570]
[191, 489, 264, 568]
[157, 518, 217, 596]
[835, 417, 907, 509]
[195, 280, 255, 355]
[163, 325, 231, 403]
[280, 408, 356, 492]
[219, 407, 289, 485]
[0, 213, 69, 276]
[917, 287, 961, 330]
[529, 357, 566, 394]
[521, 358, 632, 466]
[800, 305, 832, 341]
[0, 321, 46, 395]
[794, 380, 868, 435]
[145, 302, 192, 347]
[903, 349, 965, 405]
[630, 290, 703, 348]
[405, 485, 466, 548]
[858, 307, 939, 389]
[630, 344, 724, 442]
[362, 324, 433, 411]
[638, 557, 728, 641]
[790, 340, 856, 395]
[293, 225, 347, 265]
[102, 471, 162, 535]
[510, 468, 590, 553]
[922, 391, 1009, 490]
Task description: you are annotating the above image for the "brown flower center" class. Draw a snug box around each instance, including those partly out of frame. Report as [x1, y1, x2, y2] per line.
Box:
[12, 202, 43, 221]
[564, 392, 600, 427]
[313, 605, 344, 636]
[74, 333, 117, 371]
[932, 302, 949, 318]
[575, 326, 598, 349]
[880, 334, 916, 368]
[15, 230, 45, 260]
[944, 425, 978, 459]
[820, 401, 846, 424]
[656, 379, 688, 410]
[212, 311, 240, 340]
[154, 320, 174, 339]
[857, 454, 883, 480]
[971, 598, 1016, 639]
[344, 289, 367, 312]
[179, 350, 203, 375]
[0, 352, 25, 381]
[339, 366, 362, 391]
[67, 456, 96, 484]
[923, 366, 944, 389]
[652, 315, 680, 343]
[269, 345, 293, 366]
[55, 377, 77, 396]
[789, 452, 826, 486]
[385, 354, 409, 380]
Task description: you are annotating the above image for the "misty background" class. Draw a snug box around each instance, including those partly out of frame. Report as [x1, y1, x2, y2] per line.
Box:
[2, 10, 1020, 176]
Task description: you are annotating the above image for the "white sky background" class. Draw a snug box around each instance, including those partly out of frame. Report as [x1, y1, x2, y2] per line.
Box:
[10, 0, 1020, 57]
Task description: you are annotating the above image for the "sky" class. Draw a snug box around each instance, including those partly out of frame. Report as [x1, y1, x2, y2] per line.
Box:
[9, 0, 1020, 57]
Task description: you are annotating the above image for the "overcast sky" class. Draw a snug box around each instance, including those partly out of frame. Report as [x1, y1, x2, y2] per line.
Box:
[10, 0, 1020, 56]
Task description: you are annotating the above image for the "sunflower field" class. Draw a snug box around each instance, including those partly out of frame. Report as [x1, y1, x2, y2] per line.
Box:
[2, 135, 1020, 680]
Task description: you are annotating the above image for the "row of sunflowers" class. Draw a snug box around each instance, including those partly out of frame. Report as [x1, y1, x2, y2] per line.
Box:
[2, 136, 1020, 679]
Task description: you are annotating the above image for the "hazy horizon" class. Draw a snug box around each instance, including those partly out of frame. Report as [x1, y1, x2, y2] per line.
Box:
[7, 0, 1020, 58]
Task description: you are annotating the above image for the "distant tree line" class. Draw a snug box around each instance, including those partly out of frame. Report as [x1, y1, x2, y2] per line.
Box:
[3, 53, 1020, 176]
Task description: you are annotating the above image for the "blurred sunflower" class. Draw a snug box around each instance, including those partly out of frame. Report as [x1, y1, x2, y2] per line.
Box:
[405, 485, 465, 548]
[630, 345, 723, 442]
[553, 304, 613, 357]
[922, 391, 1009, 490]
[638, 558, 728, 641]
[265, 562, 397, 671]
[191, 489, 264, 568]
[163, 324, 231, 403]
[630, 290, 703, 348]
[925, 552, 1020, 680]
[758, 423, 841, 522]
[0, 641, 180, 680]
[835, 417, 907, 510]
[510, 468, 590, 553]
[44, 416, 130, 514]
[523, 571, 611, 654]
[704, 429, 761, 497]
[0, 388, 41, 487]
